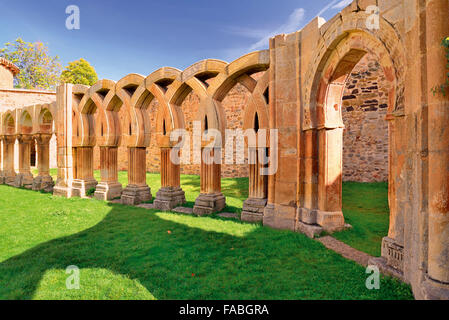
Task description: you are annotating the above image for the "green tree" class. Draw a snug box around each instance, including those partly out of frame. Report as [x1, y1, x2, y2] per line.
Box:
[60, 58, 98, 86]
[0, 38, 62, 90]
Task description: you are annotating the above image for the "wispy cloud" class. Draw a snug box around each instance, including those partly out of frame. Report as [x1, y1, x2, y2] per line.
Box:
[248, 8, 306, 51]
[332, 0, 353, 9]
[223, 8, 306, 53]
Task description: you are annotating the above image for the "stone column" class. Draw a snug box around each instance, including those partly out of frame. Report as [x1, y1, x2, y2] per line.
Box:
[193, 147, 226, 215]
[422, 0, 449, 299]
[241, 147, 268, 222]
[2, 135, 16, 186]
[94, 146, 122, 200]
[316, 127, 345, 232]
[296, 129, 323, 237]
[14, 134, 34, 189]
[121, 147, 152, 205]
[71, 146, 97, 197]
[32, 134, 54, 192]
[154, 147, 186, 210]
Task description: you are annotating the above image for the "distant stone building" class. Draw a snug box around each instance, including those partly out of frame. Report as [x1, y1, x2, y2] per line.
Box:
[0, 58, 57, 169]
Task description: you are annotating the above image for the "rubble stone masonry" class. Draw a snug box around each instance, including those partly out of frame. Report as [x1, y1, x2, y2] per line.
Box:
[341, 53, 389, 182]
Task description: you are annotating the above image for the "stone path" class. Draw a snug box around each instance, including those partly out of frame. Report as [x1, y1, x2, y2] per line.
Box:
[217, 212, 238, 219]
[317, 236, 373, 267]
[172, 207, 194, 214]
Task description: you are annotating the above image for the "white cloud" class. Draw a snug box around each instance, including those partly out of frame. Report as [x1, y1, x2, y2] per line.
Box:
[332, 0, 353, 9]
[223, 8, 306, 52]
[248, 8, 306, 51]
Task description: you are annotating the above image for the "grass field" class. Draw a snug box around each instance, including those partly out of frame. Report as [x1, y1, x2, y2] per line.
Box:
[0, 172, 410, 300]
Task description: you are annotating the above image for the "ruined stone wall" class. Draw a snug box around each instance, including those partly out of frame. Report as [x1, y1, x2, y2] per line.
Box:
[93, 79, 258, 178]
[341, 54, 390, 182]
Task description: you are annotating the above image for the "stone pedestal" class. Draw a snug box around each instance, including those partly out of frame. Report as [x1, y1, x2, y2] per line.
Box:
[153, 148, 186, 210]
[316, 210, 345, 232]
[121, 147, 151, 205]
[193, 148, 226, 215]
[94, 181, 122, 201]
[71, 146, 97, 197]
[241, 198, 267, 222]
[71, 178, 98, 197]
[121, 184, 152, 205]
[154, 187, 186, 211]
[193, 192, 226, 215]
[94, 147, 122, 201]
[32, 175, 54, 193]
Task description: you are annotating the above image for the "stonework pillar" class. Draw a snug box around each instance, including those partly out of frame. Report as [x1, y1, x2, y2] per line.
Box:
[193, 147, 226, 215]
[316, 127, 345, 232]
[2, 135, 16, 186]
[121, 147, 152, 205]
[422, 0, 449, 299]
[154, 147, 186, 210]
[241, 147, 268, 222]
[71, 146, 97, 197]
[296, 129, 322, 238]
[14, 134, 34, 189]
[32, 134, 54, 192]
[94, 146, 122, 201]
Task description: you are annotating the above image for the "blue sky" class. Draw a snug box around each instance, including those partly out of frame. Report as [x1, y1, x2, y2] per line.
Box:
[0, 0, 353, 81]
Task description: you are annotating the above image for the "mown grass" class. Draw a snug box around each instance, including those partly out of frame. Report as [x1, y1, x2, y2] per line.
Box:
[0, 178, 411, 300]
[333, 182, 390, 257]
[36, 170, 389, 256]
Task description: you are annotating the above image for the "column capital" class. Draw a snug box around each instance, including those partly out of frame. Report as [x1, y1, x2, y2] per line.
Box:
[17, 134, 34, 144]
[2, 135, 17, 144]
[34, 133, 52, 145]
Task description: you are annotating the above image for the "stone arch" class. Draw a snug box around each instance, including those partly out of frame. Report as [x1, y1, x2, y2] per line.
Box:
[301, 12, 406, 232]
[113, 73, 146, 148]
[18, 109, 33, 135]
[71, 84, 89, 147]
[3, 111, 16, 135]
[36, 103, 56, 135]
[304, 11, 405, 130]
[77, 79, 116, 147]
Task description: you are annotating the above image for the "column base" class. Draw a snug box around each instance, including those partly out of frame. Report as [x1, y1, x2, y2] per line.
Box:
[71, 179, 98, 198]
[53, 184, 72, 198]
[193, 193, 226, 215]
[153, 187, 186, 211]
[0, 173, 4, 185]
[241, 198, 267, 222]
[14, 173, 34, 189]
[316, 210, 345, 232]
[380, 236, 404, 273]
[263, 203, 297, 231]
[94, 182, 123, 201]
[295, 207, 323, 238]
[368, 256, 404, 282]
[121, 184, 152, 205]
[32, 175, 54, 193]
[421, 276, 449, 300]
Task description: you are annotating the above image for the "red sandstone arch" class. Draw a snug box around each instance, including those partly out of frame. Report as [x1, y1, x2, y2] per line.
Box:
[302, 12, 406, 232]
[76, 79, 116, 147]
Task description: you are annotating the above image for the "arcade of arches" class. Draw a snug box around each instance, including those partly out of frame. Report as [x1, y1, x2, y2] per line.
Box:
[0, 0, 448, 300]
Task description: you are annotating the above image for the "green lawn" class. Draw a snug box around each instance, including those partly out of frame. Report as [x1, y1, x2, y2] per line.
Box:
[333, 182, 390, 257]
[0, 176, 411, 300]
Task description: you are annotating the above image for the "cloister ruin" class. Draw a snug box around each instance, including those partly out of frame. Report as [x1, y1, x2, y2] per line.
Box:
[0, 0, 448, 300]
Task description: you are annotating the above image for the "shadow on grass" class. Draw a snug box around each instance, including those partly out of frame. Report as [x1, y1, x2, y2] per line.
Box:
[0, 187, 413, 300]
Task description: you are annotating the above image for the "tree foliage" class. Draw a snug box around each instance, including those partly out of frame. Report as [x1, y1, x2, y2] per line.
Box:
[60, 58, 98, 86]
[0, 38, 62, 90]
